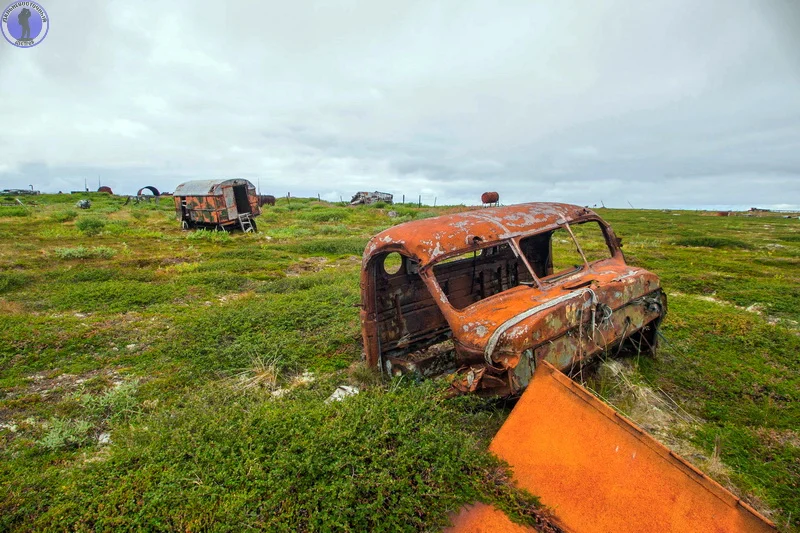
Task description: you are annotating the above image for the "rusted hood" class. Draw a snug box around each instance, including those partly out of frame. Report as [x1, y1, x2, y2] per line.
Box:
[453, 262, 662, 359]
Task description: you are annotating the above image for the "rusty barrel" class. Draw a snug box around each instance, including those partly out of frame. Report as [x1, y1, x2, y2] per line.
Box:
[481, 191, 499, 204]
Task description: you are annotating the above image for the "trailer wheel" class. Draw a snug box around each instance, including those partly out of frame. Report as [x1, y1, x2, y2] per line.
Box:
[250, 219, 258, 232]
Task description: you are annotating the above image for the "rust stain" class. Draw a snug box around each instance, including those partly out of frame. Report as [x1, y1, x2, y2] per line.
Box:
[486, 361, 777, 533]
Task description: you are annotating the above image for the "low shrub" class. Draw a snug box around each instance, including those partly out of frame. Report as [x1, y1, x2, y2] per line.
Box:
[288, 237, 368, 256]
[48, 280, 176, 312]
[75, 217, 106, 236]
[298, 209, 350, 223]
[265, 226, 314, 239]
[53, 246, 117, 259]
[0, 207, 30, 217]
[185, 229, 232, 243]
[24, 381, 545, 531]
[673, 237, 752, 249]
[37, 381, 139, 452]
[59, 267, 118, 282]
[315, 224, 350, 235]
[39, 418, 93, 451]
[181, 271, 250, 292]
[0, 271, 30, 293]
[51, 209, 78, 223]
[78, 380, 140, 425]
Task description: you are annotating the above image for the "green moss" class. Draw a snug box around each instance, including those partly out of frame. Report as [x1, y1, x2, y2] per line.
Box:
[1, 197, 799, 530]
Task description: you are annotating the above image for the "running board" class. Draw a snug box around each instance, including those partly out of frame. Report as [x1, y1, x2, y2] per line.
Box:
[449, 361, 776, 533]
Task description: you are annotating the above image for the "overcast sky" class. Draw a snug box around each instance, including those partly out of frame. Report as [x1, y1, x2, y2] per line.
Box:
[1, 0, 798, 208]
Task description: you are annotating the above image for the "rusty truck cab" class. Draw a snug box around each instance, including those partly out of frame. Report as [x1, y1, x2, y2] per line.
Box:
[360, 202, 666, 395]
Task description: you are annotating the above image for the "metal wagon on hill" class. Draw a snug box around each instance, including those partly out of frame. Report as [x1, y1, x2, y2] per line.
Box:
[173, 179, 260, 232]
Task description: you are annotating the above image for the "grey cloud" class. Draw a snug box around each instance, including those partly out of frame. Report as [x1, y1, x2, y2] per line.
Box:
[0, 0, 798, 209]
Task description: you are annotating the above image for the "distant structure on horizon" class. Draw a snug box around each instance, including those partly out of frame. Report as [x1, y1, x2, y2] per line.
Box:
[1, 189, 40, 195]
[350, 191, 393, 206]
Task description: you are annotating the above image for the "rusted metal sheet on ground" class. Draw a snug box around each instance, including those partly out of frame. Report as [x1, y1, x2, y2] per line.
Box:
[360, 202, 665, 396]
[446, 503, 538, 533]
[484, 361, 776, 533]
[173, 179, 260, 231]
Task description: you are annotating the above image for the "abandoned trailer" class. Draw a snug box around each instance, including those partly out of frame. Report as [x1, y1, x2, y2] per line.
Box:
[360, 202, 667, 395]
[173, 179, 260, 232]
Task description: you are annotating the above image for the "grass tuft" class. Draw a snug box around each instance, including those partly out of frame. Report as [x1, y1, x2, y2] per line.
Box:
[673, 236, 752, 249]
[75, 217, 106, 236]
[53, 246, 117, 259]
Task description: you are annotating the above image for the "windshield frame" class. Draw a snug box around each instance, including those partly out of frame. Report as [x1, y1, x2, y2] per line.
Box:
[422, 219, 615, 313]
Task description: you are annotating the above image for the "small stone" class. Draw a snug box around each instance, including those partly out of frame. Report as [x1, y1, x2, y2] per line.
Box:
[325, 385, 360, 403]
[388, 210, 398, 218]
[293, 371, 316, 386]
[125, 344, 137, 351]
[98, 432, 111, 445]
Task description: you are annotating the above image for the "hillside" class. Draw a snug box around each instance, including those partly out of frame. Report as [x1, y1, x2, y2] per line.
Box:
[1, 194, 798, 531]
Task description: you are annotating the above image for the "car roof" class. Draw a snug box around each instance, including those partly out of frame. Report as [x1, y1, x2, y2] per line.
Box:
[362, 202, 600, 268]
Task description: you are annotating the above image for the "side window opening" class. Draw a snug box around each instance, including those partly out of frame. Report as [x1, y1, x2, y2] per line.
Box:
[569, 221, 613, 263]
[519, 229, 582, 278]
[382, 252, 404, 275]
[518, 221, 613, 281]
[547, 227, 584, 276]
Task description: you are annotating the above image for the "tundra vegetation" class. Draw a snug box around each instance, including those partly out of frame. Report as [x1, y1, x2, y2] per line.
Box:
[0, 194, 798, 531]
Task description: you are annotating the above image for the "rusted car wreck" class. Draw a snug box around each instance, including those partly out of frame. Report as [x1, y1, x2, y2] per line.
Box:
[360, 202, 666, 395]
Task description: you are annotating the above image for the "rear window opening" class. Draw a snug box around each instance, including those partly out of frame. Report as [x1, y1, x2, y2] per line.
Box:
[432, 242, 533, 310]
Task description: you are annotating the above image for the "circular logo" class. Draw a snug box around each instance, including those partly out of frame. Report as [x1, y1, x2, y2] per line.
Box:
[2, 1, 49, 48]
